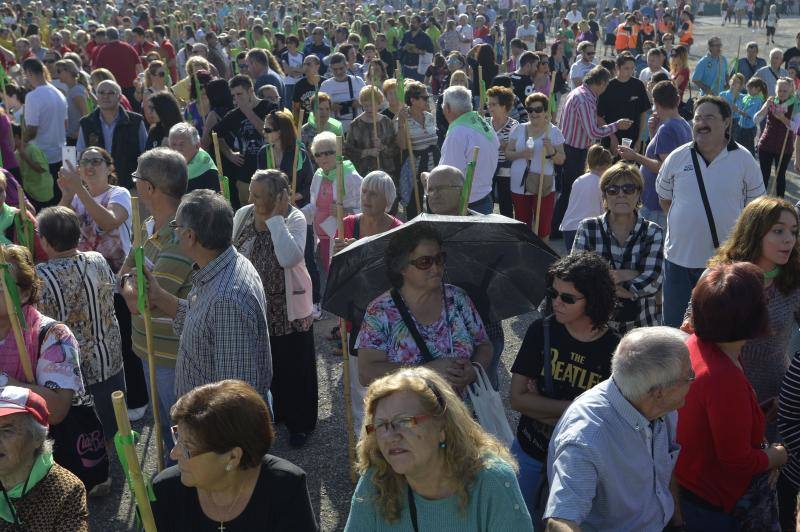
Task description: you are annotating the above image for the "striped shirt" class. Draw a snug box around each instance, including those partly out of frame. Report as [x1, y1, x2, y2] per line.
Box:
[406, 111, 439, 152]
[123, 218, 194, 367]
[779, 350, 800, 488]
[174, 246, 272, 399]
[493, 116, 518, 179]
[560, 84, 620, 149]
[572, 212, 664, 333]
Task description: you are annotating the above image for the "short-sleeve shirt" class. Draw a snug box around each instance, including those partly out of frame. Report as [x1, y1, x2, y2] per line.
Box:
[319, 75, 366, 131]
[596, 77, 651, 141]
[641, 117, 693, 212]
[93, 41, 142, 88]
[72, 185, 132, 271]
[213, 100, 276, 182]
[355, 284, 488, 365]
[24, 84, 67, 164]
[511, 318, 620, 461]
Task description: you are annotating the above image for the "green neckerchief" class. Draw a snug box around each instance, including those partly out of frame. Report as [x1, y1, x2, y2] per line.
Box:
[764, 266, 782, 279]
[0, 203, 15, 245]
[447, 111, 495, 143]
[0, 452, 54, 524]
[772, 94, 799, 109]
[742, 93, 765, 108]
[307, 114, 343, 135]
[320, 159, 356, 182]
[187, 148, 217, 180]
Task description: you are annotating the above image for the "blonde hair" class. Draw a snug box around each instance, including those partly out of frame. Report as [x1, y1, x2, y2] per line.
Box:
[359, 84, 385, 106]
[586, 144, 613, 172]
[356, 367, 515, 523]
[449, 70, 469, 87]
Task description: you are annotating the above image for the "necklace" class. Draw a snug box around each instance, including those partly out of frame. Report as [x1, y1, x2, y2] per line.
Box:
[207, 483, 245, 532]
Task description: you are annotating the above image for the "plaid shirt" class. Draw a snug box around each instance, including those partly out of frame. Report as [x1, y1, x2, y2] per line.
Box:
[174, 246, 272, 399]
[572, 212, 664, 333]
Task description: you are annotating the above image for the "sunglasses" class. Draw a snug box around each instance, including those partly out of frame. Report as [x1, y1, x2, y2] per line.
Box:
[407, 252, 446, 270]
[365, 414, 433, 435]
[79, 157, 106, 167]
[313, 150, 335, 158]
[527, 106, 545, 114]
[545, 287, 585, 305]
[604, 183, 640, 196]
[263, 126, 276, 133]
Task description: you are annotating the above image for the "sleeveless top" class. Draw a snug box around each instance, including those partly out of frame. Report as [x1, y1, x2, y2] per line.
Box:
[758, 100, 795, 155]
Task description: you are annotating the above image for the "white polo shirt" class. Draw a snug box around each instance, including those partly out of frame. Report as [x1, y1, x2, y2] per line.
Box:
[656, 141, 764, 268]
[440, 116, 500, 204]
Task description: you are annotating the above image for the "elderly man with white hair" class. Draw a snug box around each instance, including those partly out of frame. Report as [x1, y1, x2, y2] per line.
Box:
[168, 123, 219, 192]
[754, 48, 789, 96]
[544, 326, 692, 532]
[439, 85, 500, 214]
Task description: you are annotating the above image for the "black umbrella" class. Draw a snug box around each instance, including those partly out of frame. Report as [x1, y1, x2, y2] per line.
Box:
[322, 213, 560, 325]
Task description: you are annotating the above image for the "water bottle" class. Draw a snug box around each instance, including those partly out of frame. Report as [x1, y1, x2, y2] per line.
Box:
[526, 137, 535, 158]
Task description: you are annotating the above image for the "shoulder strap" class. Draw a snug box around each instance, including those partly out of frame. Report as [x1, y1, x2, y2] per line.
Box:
[390, 288, 435, 363]
[690, 147, 720, 248]
[346, 75, 354, 100]
[407, 486, 419, 532]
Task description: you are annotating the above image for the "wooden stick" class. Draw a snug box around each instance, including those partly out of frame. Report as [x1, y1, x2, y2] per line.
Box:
[370, 78, 380, 169]
[335, 136, 356, 482]
[290, 109, 304, 205]
[534, 144, 546, 235]
[773, 127, 792, 196]
[0, 245, 32, 382]
[478, 65, 485, 113]
[131, 197, 164, 472]
[404, 125, 420, 214]
[210, 131, 229, 201]
[111, 391, 157, 532]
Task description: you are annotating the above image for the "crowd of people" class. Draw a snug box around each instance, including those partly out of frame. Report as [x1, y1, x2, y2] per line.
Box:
[2, 0, 800, 530]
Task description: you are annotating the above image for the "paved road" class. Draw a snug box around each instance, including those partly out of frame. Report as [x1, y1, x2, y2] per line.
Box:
[88, 16, 800, 531]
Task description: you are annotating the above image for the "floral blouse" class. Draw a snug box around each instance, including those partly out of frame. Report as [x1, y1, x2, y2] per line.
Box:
[355, 284, 488, 364]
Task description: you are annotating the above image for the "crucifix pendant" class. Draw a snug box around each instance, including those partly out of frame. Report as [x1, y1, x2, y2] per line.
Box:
[218, 522, 225, 532]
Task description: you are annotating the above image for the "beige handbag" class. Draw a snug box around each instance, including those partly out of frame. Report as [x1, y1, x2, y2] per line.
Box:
[522, 124, 554, 196]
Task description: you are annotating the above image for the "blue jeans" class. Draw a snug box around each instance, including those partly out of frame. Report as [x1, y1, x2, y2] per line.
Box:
[141, 358, 177, 464]
[663, 260, 706, 327]
[511, 438, 544, 520]
[469, 192, 494, 215]
[401, 64, 425, 82]
[680, 494, 740, 531]
[86, 368, 127, 441]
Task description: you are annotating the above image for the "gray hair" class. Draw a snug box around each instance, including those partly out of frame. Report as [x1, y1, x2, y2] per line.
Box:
[105, 27, 119, 40]
[176, 189, 233, 250]
[135, 148, 188, 200]
[442, 85, 473, 116]
[311, 131, 337, 153]
[362, 171, 396, 212]
[168, 122, 201, 146]
[427, 165, 465, 186]
[611, 327, 689, 401]
[26, 416, 53, 457]
[770, 47, 783, 60]
[96, 79, 121, 95]
[251, 169, 289, 197]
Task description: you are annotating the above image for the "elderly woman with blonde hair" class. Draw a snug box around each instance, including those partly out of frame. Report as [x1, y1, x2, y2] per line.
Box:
[345, 86, 399, 177]
[344, 366, 532, 531]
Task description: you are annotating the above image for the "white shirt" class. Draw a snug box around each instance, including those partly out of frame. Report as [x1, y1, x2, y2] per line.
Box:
[456, 24, 473, 55]
[569, 60, 597, 89]
[655, 141, 764, 268]
[508, 122, 565, 195]
[639, 66, 670, 83]
[440, 115, 500, 203]
[566, 10, 584, 24]
[516, 24, 537, 43]
[319, 75, 366, 132]
[560, 171, 604, 231]
[24, 83, 67, 164]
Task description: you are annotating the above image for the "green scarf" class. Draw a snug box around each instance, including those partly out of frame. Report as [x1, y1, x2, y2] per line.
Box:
[320, 160, 356, 182]
[0, 203, 15, 245]
[742, 93, 765, 108]
[446, 111, 495, 143]
[187, 148, 217, 180]
[773, 94, 799, 108]
[0, 452, 54, 524]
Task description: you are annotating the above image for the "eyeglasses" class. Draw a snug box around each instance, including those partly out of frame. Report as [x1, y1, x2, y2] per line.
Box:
[79, 157, 106, 167]
[313, 150, 335, 158]
[527, 106, 545, 114]
[407, 252, 446, 270]
[170, 425, 208, 460]
[585, 51, 595, 56]
[97, 90, 118, 97]
[168, 219, 185, 230]
[365, 414, 433, 436]
[604, 183, 640, 196]
[545, 287, 585, 304]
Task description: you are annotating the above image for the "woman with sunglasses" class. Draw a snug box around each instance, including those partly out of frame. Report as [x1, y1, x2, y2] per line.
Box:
[345, 366, 531, 531]
[302, 131, 362, 273]
[486, 86, 518, 218]
[505, 92, 566, 240]
[572, 162, 664, 333]
[676, 263, 787, 531]
[356, 223, 492, 391]
[151, 380, 318, 531]
[509, 251, 619, 520]
[257, 111, 314, 205]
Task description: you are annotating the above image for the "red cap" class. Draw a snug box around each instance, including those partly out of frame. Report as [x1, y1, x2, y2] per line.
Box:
[0, 386, 49, 427]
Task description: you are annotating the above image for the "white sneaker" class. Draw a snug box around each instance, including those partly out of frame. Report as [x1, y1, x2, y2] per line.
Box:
[312, 303, 324, 321]
[127, 405, 147, 422]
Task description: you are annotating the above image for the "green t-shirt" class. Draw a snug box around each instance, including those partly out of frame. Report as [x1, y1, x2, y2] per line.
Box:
[427, 26, 442, 52]
[17, 144, 54, 202]
[254, 36, 271, 51]
[386, 26, 402, 52]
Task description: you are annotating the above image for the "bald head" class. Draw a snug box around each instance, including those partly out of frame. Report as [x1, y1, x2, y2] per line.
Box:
[425, 165, 465, 215]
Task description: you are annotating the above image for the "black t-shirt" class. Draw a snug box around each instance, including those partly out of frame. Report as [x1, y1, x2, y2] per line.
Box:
[213, 99, 276, 182]
[399, 29, 434, 67]
[151, 454, 318, 532]
[496, 73, 534, 104]
[511, 318, 620, 461]
[597, 77, 651, 142]
[379, 49, 396, 78]
[293, 76, 321, 123]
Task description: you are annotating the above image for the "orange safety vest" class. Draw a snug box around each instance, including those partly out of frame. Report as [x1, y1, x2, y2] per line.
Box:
[679, 21, 693, 45]
[615, 23, 638, 51]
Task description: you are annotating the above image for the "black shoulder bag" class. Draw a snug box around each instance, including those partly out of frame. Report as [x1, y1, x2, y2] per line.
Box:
[689, 147, 720, 248]
[390, 288, 435, 363]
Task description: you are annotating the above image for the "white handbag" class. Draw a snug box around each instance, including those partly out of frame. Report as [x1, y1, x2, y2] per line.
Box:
[467, 363, 515, 448]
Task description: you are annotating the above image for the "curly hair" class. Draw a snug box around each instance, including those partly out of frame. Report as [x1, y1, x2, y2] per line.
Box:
[546, 251, 616, 330]
[4, 244, 41, 306]
[356, 367, 515, 523]
[708, 196, 800, 295]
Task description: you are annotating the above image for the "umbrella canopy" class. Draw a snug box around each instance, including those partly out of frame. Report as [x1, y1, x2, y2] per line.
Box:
[322, 214, 560, 324]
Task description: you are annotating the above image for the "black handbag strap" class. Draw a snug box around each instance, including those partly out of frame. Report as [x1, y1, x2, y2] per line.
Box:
[408, 486, 419, 532]
[597, 217, 648, 269]
[689, 147, 720, 248]
[391, 288, 435, 364]
[542, 314, 554, 397]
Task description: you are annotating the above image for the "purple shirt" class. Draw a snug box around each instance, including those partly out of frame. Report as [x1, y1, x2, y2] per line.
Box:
[0, 112, 18, 171]
[642, 117, 693, 211]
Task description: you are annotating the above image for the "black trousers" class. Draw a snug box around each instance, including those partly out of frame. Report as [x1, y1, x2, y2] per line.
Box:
[493, 175, 513, 218]
[304, 229, 321, 304]
[551, 144, 588, 235]
[114, 293, 149, 409]
[778, 472, 798, 532]
[759, 148, 791, 197]
[269, 328, 318, 434]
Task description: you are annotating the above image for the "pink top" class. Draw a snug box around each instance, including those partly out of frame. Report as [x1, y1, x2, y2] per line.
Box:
[314, 179, 334, 241]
